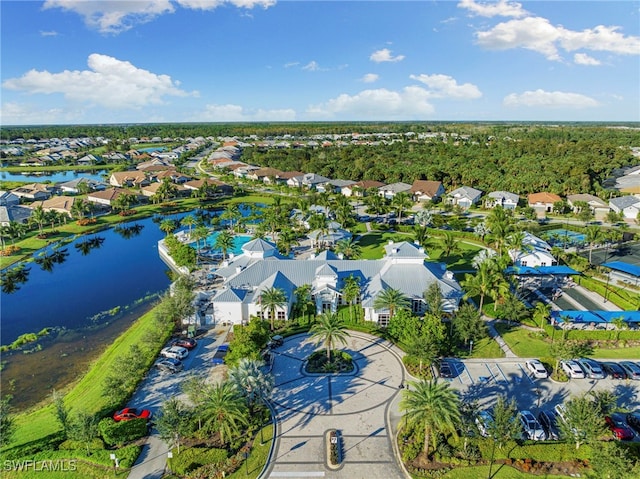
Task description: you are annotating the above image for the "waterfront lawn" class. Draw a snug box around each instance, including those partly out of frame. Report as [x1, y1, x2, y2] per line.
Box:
[5, 307, 167, 451]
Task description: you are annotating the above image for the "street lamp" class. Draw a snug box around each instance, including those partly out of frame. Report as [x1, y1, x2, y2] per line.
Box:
[469, 340, 474, 354]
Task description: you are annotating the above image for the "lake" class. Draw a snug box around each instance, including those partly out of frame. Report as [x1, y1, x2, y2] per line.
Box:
[0, 170, 108, 183]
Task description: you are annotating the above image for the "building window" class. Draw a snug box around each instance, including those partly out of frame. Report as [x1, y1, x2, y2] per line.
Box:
[521, 261, 527, 266]
[412, 300, 422, 313]
[277, 311, 286, 320]
[377, 314, 390, 328]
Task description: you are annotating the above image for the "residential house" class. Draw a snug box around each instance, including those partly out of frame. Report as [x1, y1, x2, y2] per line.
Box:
[86, 187, 140, 207]
[326, 179, 356, 194]
[509, 232, 556, 268]
[153, 170, 192, 184]
[183, 178, 234, 197]
[0, 191, 20, 207]
[287, 173, 331, 191]
[566, 194, 609, 217]
[277, 171, 305, 185]
[528, 192, 562, 214]
[446, 186, 483, 208]
[409, 180, 445, 203]
[485, 191, 520, 210]
[11, 183, 53, 201]
[247, 167, 285, 183]
[76, 154, 99, 165]
[58, 178, 106, 195]
[109, 171, 149, 188]
[609, 196, 640, 220]
[140, 182, 189, 198]
[0, 205, 31, 226]
[203, 238, 462, 327]
[31, 196, 77, 218]
[378, 182, 412, 200]
[341, 180, 384, 197]
[137, 158, 175, 171]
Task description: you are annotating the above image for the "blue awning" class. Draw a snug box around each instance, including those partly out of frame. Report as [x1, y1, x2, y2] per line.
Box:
[551, 310, 605, 323]
[535, 266, 578, 275]
[594, 310, 640, 323]
[602, 261, 640, 278]
[505, 265, 578, 276]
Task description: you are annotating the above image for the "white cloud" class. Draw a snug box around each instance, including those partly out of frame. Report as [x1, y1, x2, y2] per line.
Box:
[43, 0, 276, 34]
[458, 0, 528, 18]
[409, 73, 482, 99]
[361, 73, 379, 83]
[197, 103, 296, 121]
[284, 62, 300, 68]
[302, 61, 322, 72]
[43, 0, 174, 34]
[306, 86, 435, 120]
[0, 102, 81, 125]
[475, 16, 640, 61]
[2, 53, 196, 109]
[370, 48, 405, 63]
[573, 53, 601, 66]
[503, 89, 599, 108]
[40, 30, 59, 37]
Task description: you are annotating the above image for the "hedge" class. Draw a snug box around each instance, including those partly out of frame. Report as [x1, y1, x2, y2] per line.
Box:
[98, 418, 148, 447]
[476, 440, 593, 462]
[167, 447, 228, 475]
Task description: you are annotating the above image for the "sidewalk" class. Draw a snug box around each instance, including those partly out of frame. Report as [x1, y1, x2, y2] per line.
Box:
[484, 317, 517, 358]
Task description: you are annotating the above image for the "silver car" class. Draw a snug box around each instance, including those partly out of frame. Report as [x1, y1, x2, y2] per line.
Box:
[526, 359, 548, 379]
[577, 358, 604, 379]
[561, 360, 585, 379]
[519, 410, 547, 441]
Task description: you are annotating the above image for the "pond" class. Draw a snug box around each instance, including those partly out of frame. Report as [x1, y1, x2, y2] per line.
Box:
[0, 170, 108, 184]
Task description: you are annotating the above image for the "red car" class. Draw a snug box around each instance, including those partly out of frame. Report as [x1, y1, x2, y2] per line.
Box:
[173, 338, 197, 350]
[113, 407, 152, 422]
[605, 413, 635, 440]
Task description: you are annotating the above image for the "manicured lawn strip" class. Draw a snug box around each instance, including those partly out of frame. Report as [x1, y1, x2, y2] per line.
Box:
[356, 231, 413, 259]
[591, 346, 640, 359]
[466, 336, 505, 359]
[438, 465, 572, 479]
[227, 423, 274, 479]
[494, 323, 551, 358]
[578, 275, 640, 311]
[5, 307, 166, 450]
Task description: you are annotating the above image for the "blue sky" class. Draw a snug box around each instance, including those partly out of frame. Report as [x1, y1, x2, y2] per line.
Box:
[1, 0, 639, 125]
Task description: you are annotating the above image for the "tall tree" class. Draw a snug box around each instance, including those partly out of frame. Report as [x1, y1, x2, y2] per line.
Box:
[400, 379, 461, 457]
[0, 396, 16, 448]
[585, 225, 602, 264]
[309, 312, 350, 362]
[373, 287, 409, 321]
[200, 381, 249, 446]
[155, 398, 194, 454]
[533, 302, 551, 329]
[439, 231, 459, 259]
[341, 274, 361, 322]
[214, 230, 235, 261]
[227, 358, 274, 413]
[159, 219, 177, 236]
[294, 284, 314, 324]
[559, 395, 607, 449]
[487, 395, 521, 448]
[452, 303, 487, 346]
[259, 286, 287, 331]
[334, 238, 361, 259]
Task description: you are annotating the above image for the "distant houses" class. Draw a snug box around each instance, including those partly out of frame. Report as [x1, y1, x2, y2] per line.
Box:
[528, 192, 562, 214]
[485, 191, 519, 210]
[410, 180, 445, 203]
[446, 186, 483, 209]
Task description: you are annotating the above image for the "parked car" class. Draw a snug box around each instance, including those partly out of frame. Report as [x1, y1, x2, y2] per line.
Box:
[476, 411, 494, 438]
[537, 409, 560, 440]
[519, 410, 546, 441]
[605, 413, 635, 440]
[576, 358, 605, 379]
[161, 346, 188, 360]
[525, 359, 548, 379]
[217, 344, 229, 352]
[268, 335, 284, 348]
[626, 412, 640, 434]
[173, 338, 197, 350]
[156, 358, 183, 374]
[561, 360, 585, 379]
[113, 407, 152, 422]
[438, 360, 454, 378]
[601, 361, 626, 379]
[620, 361, 640, 380]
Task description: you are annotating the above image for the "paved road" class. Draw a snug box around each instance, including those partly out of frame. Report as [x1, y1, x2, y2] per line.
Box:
[264, 332, 408, 479]
[126, 326, 231, 479]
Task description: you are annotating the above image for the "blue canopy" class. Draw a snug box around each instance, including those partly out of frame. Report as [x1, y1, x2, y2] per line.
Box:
[535, 266, 579, 275]
[602, 261, 640, 278]
[505, 265, 577, 276]
[551, 310, 605, 323]
[594, 310, 640, 323]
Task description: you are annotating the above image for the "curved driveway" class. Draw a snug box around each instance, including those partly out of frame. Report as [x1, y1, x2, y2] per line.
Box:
[264, 332, 408, 479]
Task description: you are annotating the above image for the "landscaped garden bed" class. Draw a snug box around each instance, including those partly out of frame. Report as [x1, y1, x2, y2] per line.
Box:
[305, 350, 354, 374]
[325, 429, 343, 470]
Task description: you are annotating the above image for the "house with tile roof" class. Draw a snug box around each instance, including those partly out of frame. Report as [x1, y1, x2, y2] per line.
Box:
[109, 171, 149, 188]
[11, 183, 53, 201]
[341, 180, 385, 197]
[566, 194, 609, 217]
[410, 180, 445, 203]
[31, 196, 77, 218]
[485, 191, 520, 210]
[206, 238, 462, 327]
[528, 192, 562, 213]
[378, 182, 412, 200]
[446, 186, 483, 209]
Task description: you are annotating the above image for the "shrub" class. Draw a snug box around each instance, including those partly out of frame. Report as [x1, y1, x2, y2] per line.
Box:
[99, 418, 148, 446]
[59, 438, 104, 450]
[76, 218, 97, 226]
[167, 447, 228, 475]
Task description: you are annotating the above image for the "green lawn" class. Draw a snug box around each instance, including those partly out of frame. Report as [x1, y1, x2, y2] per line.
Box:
[467, 336, 506, 359]
[356, 231, 414, 259]
[591, 346, 640, 359]
[227, 423, 274, 479]
[438, 465, 573, 479]
[494, 323, 551, 358]
[4, 307, 165, 451]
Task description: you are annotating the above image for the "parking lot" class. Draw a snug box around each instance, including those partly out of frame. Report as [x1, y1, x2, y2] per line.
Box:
[440, 358, 640, 423]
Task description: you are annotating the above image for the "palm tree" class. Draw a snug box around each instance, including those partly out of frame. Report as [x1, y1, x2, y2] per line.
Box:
[221, 203, 241, 231]
[30, 205, 47, 235]
[334, 238, 361, 259]
[294, 284, 314, 324]
[405, 335, 438, 374]
[533, 302, 551, 329]
[461, 261, 501, 312]
[200, 381, 249, 446]
[227, 358, 274, 414]
[439, 231, 459, 259]
[191, 225, 209, 255]
[259, 286, 287, 330]
[309, 312, 350, 363]
[341, 274, 361, 322]
[413, 225, 430, 248]
[159, 219, 177, 236]
[373, 287, 409, 321]
[400, 379, 461, 457]
[392, 192, 413, 222]
[585, 225, 602, 264]
[180, 215, 196, 238]
[214, 230, 235, 261]
[71, 199, 90, 220]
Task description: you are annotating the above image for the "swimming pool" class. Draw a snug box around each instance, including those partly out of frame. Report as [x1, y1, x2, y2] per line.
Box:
[201, 232, 252, 256]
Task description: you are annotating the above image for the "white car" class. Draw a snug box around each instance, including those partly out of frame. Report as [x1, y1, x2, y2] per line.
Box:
[525, 359, 548, 379]
[161, 346, 188, 360]
[561, 360, 585, 379]
[475, 411, 494, 438]
[519, 410, 547, 441]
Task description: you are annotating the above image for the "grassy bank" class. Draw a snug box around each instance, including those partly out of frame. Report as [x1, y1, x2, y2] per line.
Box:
[3, 305, 167, 451]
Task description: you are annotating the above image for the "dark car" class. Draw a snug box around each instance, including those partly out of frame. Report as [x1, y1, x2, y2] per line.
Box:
[173, 338, 197, 350]
[606, 413, 635, 440]
[620, 361, 640, 380]
[601, 361, 626, 379]
[156, 357, 183, 374]
[438, 360, 454, 378]
[537, 409, 560, 440]
[113, 407, 152, 422]
[626, 412, 640, 434]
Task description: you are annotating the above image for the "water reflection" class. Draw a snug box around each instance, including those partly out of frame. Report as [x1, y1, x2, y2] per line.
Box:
[74, 236, 105, 255]
[113, 224, 144, 239]
[0, 264, 30, 293]
[34, 247, 69, 272]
